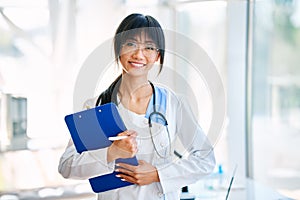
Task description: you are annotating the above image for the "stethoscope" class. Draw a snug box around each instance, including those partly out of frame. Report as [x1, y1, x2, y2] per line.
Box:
[96, 81, 171, 158]
[148, 82, 172, 158]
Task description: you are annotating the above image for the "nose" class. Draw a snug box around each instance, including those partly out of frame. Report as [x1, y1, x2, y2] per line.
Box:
[132, 47, 145, 59]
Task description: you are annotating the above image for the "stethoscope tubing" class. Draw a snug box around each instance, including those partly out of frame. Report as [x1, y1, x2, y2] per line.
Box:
[96, 80, 172, 158]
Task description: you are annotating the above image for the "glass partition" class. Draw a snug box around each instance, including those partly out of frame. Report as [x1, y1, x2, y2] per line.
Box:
[251, 0, 300, 199]
[175, 2, 249, 199]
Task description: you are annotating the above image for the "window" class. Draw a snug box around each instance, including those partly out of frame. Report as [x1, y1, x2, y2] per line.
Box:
[0, 94, 27, 151]
[251, 0, 300, 198]
[11, 96, 27, 138]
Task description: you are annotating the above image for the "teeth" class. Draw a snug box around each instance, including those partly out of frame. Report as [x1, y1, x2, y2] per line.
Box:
[131, 62, 144, 68]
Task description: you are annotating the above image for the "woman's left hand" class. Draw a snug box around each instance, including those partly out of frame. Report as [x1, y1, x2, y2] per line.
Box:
[115, 160, 160, 186]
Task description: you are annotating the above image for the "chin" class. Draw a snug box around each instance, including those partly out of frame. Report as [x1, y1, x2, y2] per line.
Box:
[124, 68, 149, 77]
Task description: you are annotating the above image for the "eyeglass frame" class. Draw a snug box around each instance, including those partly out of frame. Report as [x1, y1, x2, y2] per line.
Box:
[120, 41, 160, 57]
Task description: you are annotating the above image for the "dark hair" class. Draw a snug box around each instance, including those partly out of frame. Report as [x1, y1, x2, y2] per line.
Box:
[114, 13, 165, 72]
[96, 13, 165, 106]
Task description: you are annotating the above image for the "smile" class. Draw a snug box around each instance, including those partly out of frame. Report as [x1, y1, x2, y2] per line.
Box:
[129, 62, 146, 68]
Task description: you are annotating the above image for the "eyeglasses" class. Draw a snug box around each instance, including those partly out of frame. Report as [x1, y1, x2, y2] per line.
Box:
[121, 41, 159, 57]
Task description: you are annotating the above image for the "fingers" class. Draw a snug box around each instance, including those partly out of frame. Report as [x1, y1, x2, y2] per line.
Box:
[115, 165, 138, 184]
[117, 160, 146, 171]
[138, 160, 145, 165]
[115, 160, 156, 186]
[123, 130, 138, 153]
[111, 130, 138, 158]
[115, 173, 137, 184]
[116, 163, 136, 172]
[115, 166, 135, 176]
[118, 130, 137, 138]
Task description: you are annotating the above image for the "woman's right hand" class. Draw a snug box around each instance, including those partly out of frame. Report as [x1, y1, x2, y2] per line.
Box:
[107, 130, 137, 162]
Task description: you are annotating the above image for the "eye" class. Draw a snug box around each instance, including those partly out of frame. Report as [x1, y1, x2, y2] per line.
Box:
[125, 42, 136, 47]
[145, 44, 157, 51]
[146, 47, 155, 51]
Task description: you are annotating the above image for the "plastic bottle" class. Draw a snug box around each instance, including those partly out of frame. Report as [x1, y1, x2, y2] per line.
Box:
[204, 164, 224, 190]
[180, 186, 196, 200]
[217, 164, 224, 189]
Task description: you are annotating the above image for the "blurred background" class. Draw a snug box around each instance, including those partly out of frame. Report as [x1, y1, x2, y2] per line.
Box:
[0, 0, 299, 199]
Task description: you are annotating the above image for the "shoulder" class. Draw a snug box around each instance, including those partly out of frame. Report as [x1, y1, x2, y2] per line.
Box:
[153, 84, 181, 106]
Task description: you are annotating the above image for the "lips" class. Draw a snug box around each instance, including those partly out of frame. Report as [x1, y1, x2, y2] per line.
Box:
[129, 61, 146, 68]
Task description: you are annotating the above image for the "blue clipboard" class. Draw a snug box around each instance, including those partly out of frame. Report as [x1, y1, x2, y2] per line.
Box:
[64, 102, 138, 193]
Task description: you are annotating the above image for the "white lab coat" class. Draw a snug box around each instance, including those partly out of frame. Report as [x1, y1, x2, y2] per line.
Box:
[58, 86, 215, 200]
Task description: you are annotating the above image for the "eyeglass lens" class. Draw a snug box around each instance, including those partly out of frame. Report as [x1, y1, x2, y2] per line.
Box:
[122, 41, 158, 56]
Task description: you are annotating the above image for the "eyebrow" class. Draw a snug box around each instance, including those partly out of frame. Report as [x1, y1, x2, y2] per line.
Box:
[126, 38, 156, 44]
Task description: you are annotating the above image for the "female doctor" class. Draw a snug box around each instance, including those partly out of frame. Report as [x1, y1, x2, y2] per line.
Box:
[58, 13, 215, 200]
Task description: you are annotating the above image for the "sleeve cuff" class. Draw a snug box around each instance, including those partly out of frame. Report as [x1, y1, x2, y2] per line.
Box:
[157, 164, 182, 193]
[87, 147, 116, 172]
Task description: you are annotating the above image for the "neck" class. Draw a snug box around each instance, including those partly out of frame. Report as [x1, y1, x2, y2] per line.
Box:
[119, 74, 151, 100]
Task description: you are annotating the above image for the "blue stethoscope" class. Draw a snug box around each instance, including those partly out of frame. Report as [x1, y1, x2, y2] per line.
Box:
[96, 81, 171, 158]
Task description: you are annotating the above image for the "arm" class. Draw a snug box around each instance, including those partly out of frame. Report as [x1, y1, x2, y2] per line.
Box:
[157, 96, 216, 193]
[58, 98, 115, 179]
[58, 139, 115, 179]
[58, 132, 138, 180]
[114, 160, 160, 186]
[107, 130, 138, 162]
[58, 99, 138, 180]
[115, 96, 215, 189]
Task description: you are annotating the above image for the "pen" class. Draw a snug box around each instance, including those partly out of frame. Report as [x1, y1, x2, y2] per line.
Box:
[225, 164, 238, 200]
[108, 136, 128, 141]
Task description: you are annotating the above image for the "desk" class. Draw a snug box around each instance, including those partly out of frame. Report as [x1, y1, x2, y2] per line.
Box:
[185, 178, 291, 200]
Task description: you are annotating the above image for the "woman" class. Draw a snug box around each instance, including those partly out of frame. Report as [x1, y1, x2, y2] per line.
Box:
[58, 13, 215, 200]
